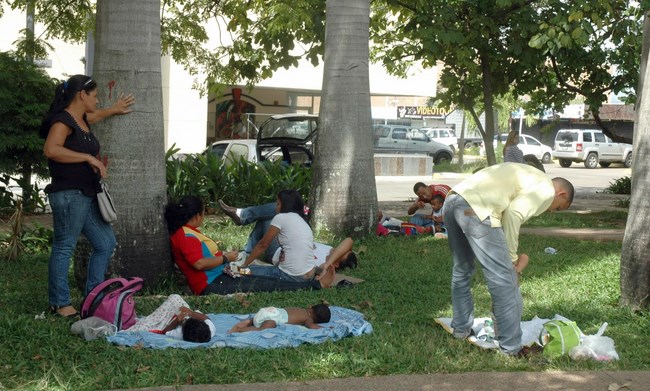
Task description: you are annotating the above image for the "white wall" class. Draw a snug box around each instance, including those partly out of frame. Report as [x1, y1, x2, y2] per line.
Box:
[161, 56, 207, 153]
[256, 59, 439, 97]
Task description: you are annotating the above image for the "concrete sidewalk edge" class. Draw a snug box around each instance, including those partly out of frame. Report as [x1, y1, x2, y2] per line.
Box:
[112, 370, 650, 391]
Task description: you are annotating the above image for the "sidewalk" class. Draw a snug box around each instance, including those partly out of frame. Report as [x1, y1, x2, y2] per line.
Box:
[114, 370, 650, 391]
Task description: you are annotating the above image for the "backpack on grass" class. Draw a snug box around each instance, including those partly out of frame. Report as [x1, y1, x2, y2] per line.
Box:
[80, 277, 144, 330]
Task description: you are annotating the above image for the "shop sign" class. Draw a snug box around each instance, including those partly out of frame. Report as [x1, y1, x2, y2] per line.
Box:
[397, 106, 450, 119]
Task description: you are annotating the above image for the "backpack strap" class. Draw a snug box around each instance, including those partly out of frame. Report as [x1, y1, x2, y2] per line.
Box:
[80, 277, 129, 319]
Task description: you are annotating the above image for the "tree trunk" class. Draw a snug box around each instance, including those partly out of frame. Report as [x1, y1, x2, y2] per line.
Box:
[620, 11, 650, 310]
[310, 0, 377, 237]
[76, 0, 172, 286]
[480, 51, 497, 166]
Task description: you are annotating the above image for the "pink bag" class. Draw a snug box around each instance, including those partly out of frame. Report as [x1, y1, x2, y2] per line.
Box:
[80, 277, 143, 330]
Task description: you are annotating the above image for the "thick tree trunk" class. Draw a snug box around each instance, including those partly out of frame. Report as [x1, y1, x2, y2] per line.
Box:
[76, 0, 172, 286]
[620, 12, 650, 310]
[310, 0, 377, 237]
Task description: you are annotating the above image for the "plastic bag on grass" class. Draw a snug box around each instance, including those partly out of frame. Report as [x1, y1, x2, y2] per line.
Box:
[569, 322, 619, 361]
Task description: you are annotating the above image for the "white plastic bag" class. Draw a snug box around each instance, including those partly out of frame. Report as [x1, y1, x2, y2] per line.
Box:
[569, 322, 619, 361]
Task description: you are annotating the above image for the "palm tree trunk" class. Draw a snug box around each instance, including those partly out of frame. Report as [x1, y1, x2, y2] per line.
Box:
[310, 0, 377, 237]
[76, 0, 172, 286]
[620, 11, 650, 310]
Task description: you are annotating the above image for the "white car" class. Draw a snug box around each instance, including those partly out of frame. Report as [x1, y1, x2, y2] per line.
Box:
[518, 134, 553, 164]
[203, 139, 258, 164]
[480, 133, 553, 164]
[421, 127, 458, 153]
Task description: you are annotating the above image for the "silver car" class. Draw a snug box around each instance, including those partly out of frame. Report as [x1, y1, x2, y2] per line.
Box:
[373, 125, 454, 164]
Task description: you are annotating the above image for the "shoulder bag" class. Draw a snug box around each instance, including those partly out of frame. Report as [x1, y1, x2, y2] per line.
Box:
[97, 180, 118, 223]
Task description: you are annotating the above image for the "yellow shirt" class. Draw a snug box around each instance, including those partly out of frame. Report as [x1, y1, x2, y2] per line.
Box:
[452, 163, 555, 263]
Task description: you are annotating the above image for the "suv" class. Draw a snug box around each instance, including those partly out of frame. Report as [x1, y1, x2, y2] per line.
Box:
[421, 128, 458, 153]
[373, 125, 454, 164]
[553, 129, 633, 169]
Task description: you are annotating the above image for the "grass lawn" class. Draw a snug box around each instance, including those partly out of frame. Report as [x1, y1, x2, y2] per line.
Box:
[1, 212, 649, 390]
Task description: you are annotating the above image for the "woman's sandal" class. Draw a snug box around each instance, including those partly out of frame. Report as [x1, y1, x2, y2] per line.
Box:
[50, 305, 80, 318]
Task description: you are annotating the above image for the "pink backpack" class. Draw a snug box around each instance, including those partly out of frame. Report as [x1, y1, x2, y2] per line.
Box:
[80, 277, 144, 330]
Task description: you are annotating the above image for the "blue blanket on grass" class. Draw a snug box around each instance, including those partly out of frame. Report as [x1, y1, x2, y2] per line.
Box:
[107, 306, 372, 349]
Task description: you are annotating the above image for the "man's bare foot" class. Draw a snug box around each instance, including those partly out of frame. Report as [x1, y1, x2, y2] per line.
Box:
[316, 265, 335, 288]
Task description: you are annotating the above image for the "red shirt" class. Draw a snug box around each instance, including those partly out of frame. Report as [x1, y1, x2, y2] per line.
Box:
[170, 225, 224, 295]
[419, 184, 451, 202]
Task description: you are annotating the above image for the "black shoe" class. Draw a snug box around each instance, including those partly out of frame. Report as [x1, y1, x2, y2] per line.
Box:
[516, 345, 544, 358]
[218, 199, 242, 225]
[336, 279, 355, 289]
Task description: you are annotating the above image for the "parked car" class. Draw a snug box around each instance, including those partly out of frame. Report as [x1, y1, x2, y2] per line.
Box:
[479, 133, 553, 163]
[553, 129, 633, 168]
[519, 134, 553, 163]
[422, 128, 482, 152]
[421, 128, 458, 154]
[256, 113, 318, 166]
[204, 114, 317, 166]
[373, 125, 454, 164]
[203, 139, 258, 164]
[479, 133, 509, 157]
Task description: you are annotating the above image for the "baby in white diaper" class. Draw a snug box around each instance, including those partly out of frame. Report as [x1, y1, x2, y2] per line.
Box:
[228, 303, 331, 332]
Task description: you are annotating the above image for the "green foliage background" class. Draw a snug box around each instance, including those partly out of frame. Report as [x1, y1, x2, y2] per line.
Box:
[165, 147, 312, 207]
[0, 51, 56, 211]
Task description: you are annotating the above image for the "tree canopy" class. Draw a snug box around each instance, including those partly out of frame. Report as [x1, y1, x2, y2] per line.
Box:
[3, 1, 643, 131]
[370, 0, 643, 161]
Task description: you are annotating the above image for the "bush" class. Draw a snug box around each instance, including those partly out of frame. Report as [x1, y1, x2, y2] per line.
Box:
[165, 146, 312, 208]
[605, 176, 631, 195]
[0, 201, 52, 261]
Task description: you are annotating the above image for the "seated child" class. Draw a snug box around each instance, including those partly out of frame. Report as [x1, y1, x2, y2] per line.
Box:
[128, 294, 216, 343]
[228, 303, 331, 332]
[430, 194, 446, 233]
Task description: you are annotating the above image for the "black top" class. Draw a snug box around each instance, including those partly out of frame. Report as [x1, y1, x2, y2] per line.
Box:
[44, 111, 101, 197]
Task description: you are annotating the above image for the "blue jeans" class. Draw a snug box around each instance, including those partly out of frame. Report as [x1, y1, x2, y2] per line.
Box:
[48, 189, 116, 307]
[247, 264, 314, 283]
[409, 214, 434, 227]
[241, 203, 279, 260]
[201, 274, 319, 295]
[442, 193, 523, 355]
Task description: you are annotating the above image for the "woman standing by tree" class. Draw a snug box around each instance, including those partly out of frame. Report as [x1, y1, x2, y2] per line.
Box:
[40, 74, 134, 317]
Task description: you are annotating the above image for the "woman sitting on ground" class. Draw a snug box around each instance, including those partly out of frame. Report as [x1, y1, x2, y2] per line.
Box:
[238, 189, 346, 283]
[218, 199, 358, 270]
[164, 195, 334, 295]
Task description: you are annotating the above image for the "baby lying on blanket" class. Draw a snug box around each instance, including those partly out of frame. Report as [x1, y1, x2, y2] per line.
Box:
[129, 294, 216, 343]
[229, 304, 331, 333]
